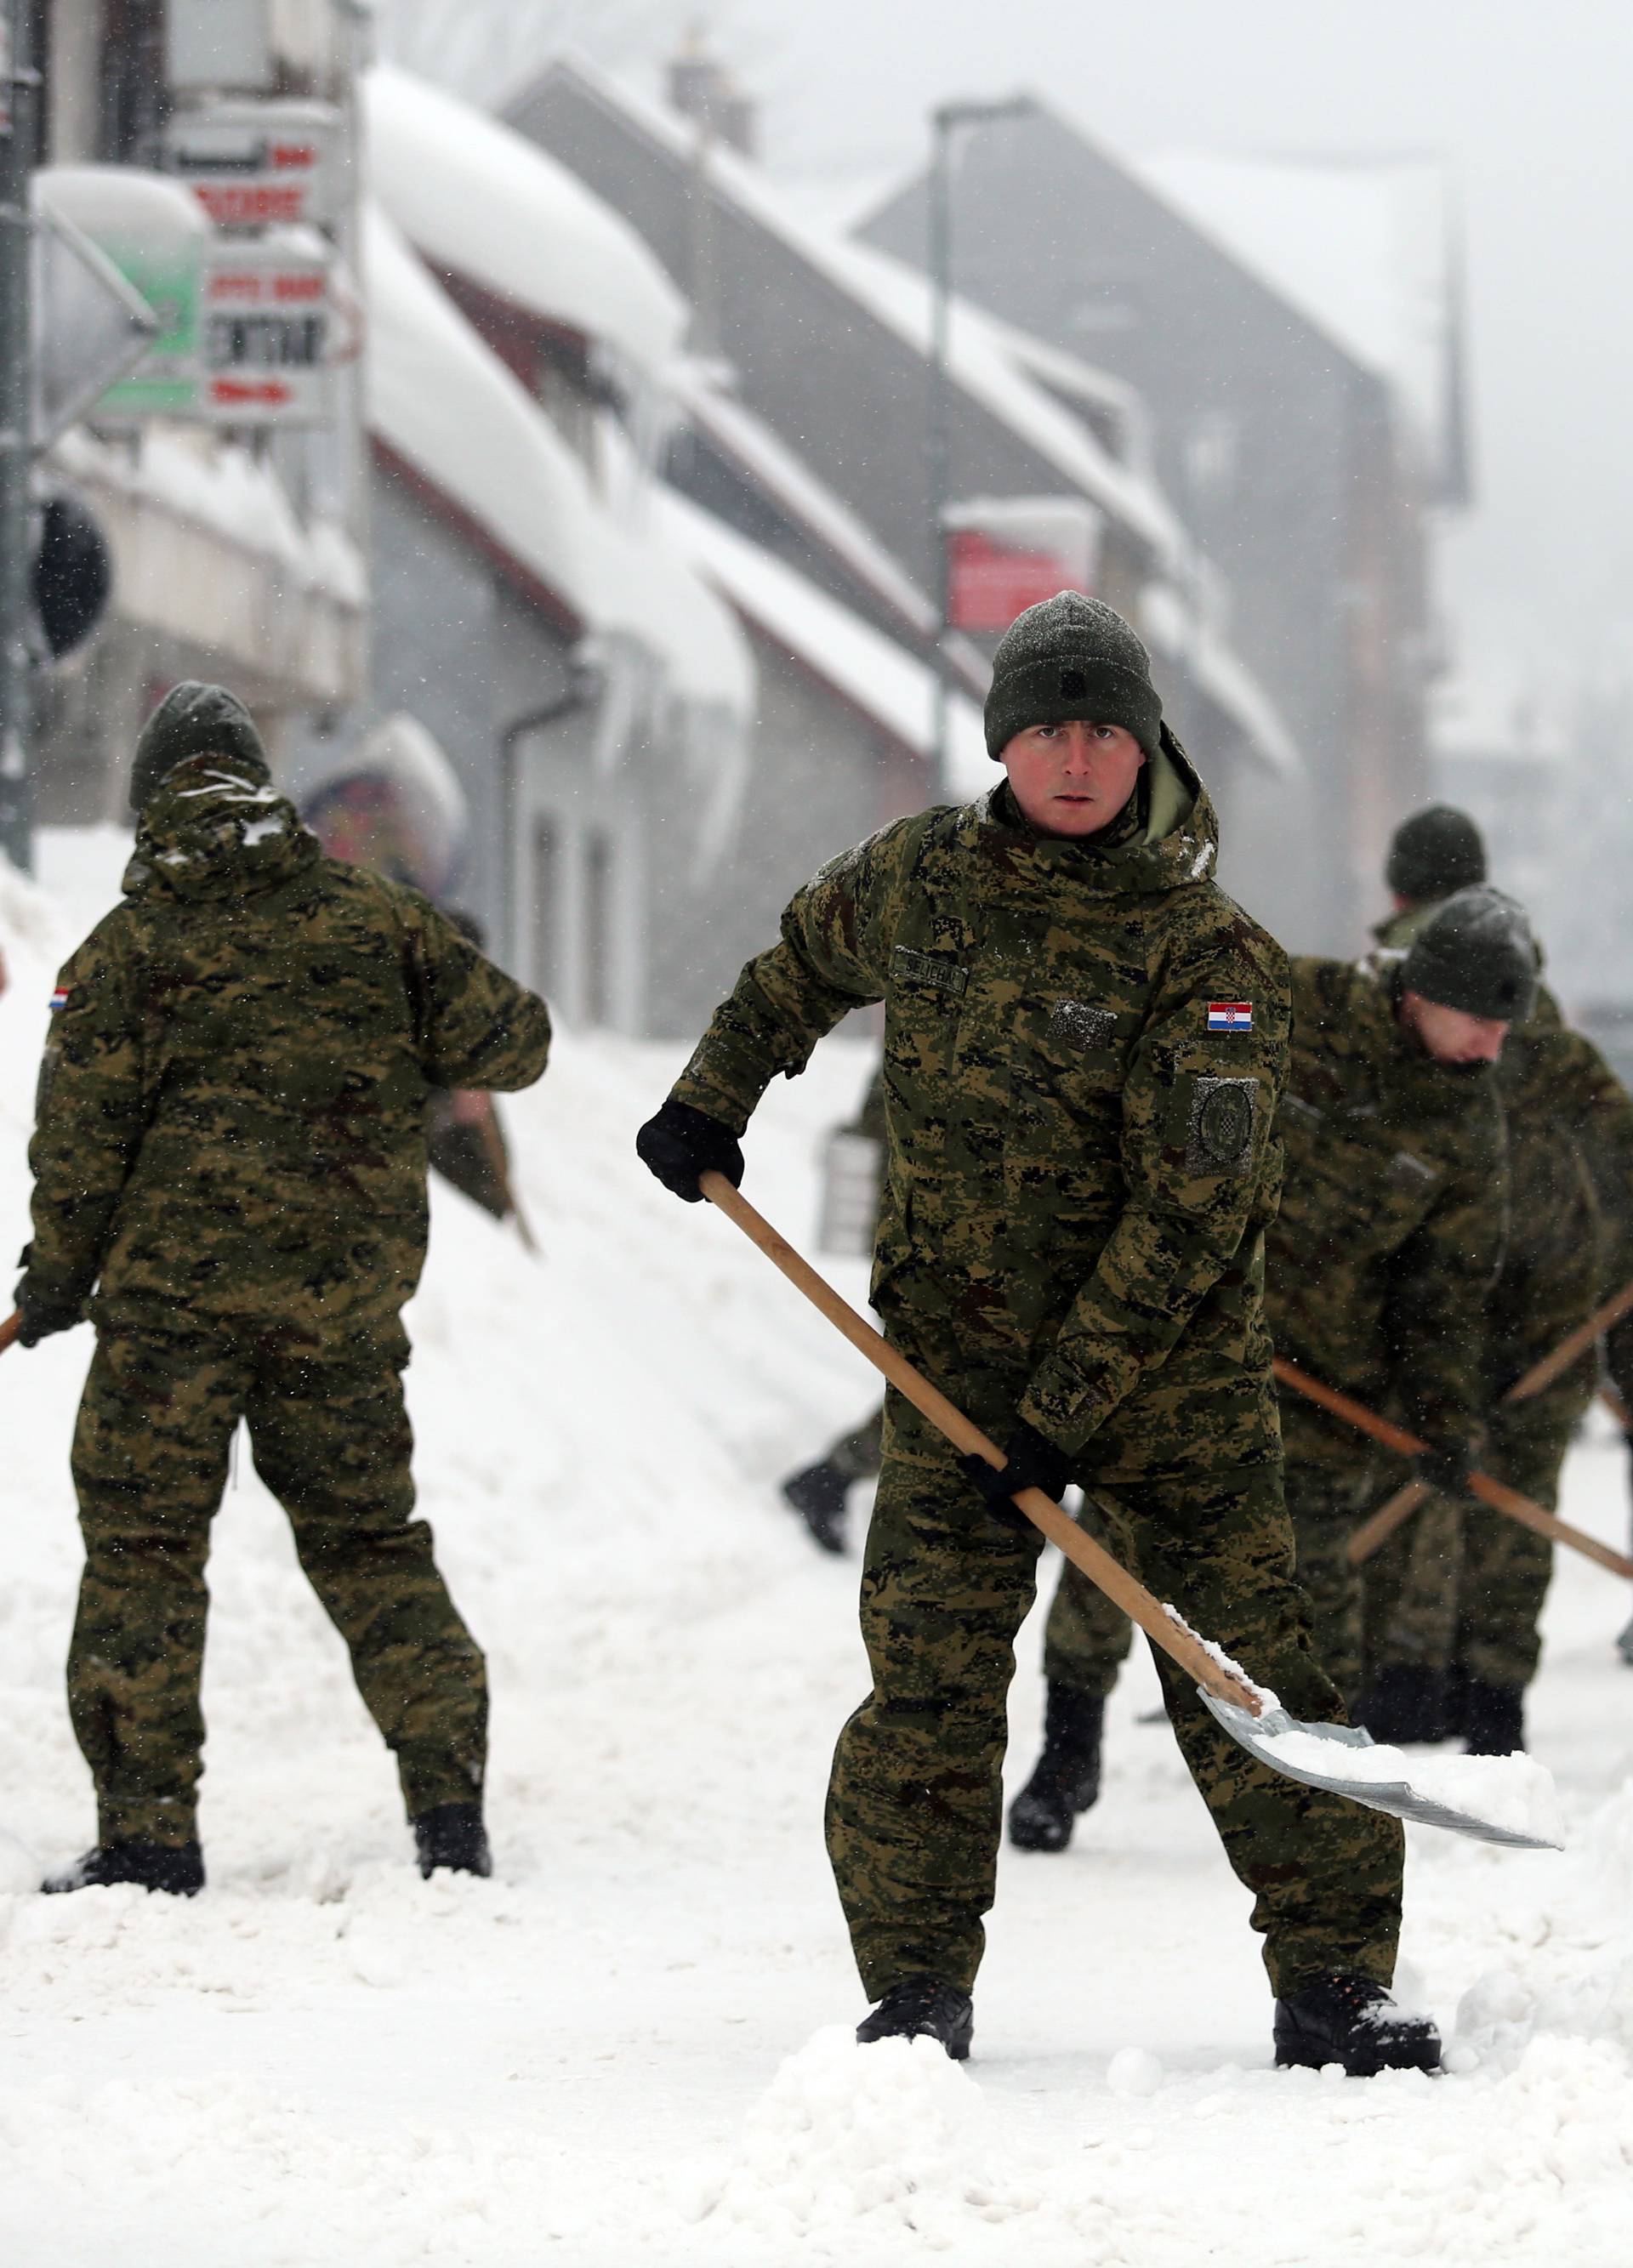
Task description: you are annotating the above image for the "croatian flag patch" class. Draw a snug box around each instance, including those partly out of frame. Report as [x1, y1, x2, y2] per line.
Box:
[1207, 1000, 1253, 1035]
[48, 986, 70, 1013]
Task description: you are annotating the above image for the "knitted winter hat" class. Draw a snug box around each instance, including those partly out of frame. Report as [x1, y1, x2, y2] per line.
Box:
[129, 681, 270, 813]
[983, 590, 1163, 761]
[1385, 804, 1487, 902]
[1401, 885, 1538, 1023]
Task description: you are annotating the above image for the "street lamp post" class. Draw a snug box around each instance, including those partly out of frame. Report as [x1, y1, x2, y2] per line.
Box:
[0, 0, 38, 873]
[927, 94, 1027, 801]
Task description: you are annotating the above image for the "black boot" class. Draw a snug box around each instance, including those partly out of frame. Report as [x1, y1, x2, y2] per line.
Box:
[1463, 1680, 1525, 1756]
[1273, 1972, 1442, 2077]
[42, 1839, 204, 1897]
[1007, 1685, 1104, 1851]
[413, 1802, 492, 1878]
[1616, 1615, 1633, 1668]
[856, 1975, 973, 2061]
[1354, 1663, 1449, 1745]
[780, 1459, 850, 1554]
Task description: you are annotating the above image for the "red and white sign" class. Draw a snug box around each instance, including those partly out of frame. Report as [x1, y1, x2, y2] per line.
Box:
[943, 497, 1104, 635]
[165, 101, 339, 233]
[947, 529, 1077, 633]
[197, 236, 348, 425]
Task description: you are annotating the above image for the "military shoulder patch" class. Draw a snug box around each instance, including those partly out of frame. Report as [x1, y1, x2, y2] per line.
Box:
[1186, 1075, 1258, 1175]
[1206, 1000, 1253, 1035]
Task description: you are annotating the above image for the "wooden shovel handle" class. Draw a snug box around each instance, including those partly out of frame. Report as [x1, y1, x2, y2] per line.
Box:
[1275, 1356, 1633, 1583]
[702, 1172, 1266, 1717]
[1346, 1480, 1429, 1567]
[0, 1310, 19, 1356]
[1346, 1276, 1633, 1567]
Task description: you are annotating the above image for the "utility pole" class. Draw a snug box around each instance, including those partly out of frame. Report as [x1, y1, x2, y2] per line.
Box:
[0, 0, 37, 873]
[927, 95, 1027, 801]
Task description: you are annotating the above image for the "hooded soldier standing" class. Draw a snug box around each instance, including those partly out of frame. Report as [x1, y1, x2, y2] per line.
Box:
[637, 592, 1429, 2078]
[1020, 884, 1532, 1827]
[15, 685, 552, 1896]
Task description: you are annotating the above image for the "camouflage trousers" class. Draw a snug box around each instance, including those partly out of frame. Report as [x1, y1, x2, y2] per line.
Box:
[1042, 1400, 1381, 1707]
[829, 1379, 1403, 2001]
[68, 1328, 487, 1848]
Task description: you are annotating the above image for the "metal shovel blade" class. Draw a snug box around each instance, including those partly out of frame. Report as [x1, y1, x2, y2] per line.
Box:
[1199, 1693, 1563, 1851]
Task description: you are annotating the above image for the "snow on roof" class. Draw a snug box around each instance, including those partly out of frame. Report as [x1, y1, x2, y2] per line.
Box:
[672, 367, 936, 639]
[1140, 582, 1301, 776]
[363, 64, 687, 385]
[655, 484, 992, 799]
[363, 205, 752, 719]
[1135, 150, 1454, 464]
[530, 59, 1182, 566]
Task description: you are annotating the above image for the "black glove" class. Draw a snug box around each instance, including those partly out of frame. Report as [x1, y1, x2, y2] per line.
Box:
[635, 1099, 745, 1204]
[960, 1419, 1073, 1524]
[14, 1285, 80, 1348]
[1412, 1435, 1477, 1499]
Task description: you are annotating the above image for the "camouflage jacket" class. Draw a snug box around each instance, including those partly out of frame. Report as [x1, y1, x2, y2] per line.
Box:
[21, 757, 551, 1347]
[1269, 955, 1506, 1443]
[1377, 906, 1631, 1290]
[674, 737, 1290, 1470]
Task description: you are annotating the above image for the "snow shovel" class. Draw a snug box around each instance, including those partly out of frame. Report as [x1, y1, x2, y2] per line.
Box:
[1273, 1356, 1633, 1583]
[0, 1310, 18, 1356]
[1347, 1276, 1633, 1566]
[701, 1173, 1558, 1850]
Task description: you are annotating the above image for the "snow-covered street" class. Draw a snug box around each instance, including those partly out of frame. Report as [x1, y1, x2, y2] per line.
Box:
[3, 845, 1631, 2268]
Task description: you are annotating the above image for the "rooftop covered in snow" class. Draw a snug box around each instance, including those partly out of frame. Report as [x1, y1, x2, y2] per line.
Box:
[1134, 147, 1465, 497]
[656, 485, 992, 799]
[363, 64, 689, 389]
[362, 205, 752, 720]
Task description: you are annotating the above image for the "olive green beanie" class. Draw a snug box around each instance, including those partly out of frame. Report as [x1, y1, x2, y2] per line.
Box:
[129, 681, 270, 814]
[1401, 885, 1538, 1023]
[1385, 804, 1487, 902]
[983, 590, 1163, 760]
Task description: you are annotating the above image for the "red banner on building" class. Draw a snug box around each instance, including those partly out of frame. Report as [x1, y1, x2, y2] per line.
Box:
[947, 529, 1079, 633]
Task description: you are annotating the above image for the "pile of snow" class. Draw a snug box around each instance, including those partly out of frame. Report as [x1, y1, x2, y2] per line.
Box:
[3, 837, 1633, 2265]
[364, 65, 686, 389]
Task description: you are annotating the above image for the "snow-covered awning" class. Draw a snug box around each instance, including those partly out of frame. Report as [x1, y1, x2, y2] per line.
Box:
[1141, 582, 1300, 777]
[363, 206, 753, 722]
[656, 486, 992, 800]
[363, 64, 688, 389]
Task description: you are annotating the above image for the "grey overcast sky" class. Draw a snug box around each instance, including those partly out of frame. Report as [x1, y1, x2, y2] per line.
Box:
[712, 0, 1633, 699]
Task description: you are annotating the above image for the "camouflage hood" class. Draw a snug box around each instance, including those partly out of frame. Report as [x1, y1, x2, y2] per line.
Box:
[122, 753, 321, 905]
[982, 723, 1216, 897]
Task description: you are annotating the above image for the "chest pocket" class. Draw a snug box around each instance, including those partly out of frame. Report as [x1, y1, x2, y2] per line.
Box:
[1033, 992, 1135, 1114]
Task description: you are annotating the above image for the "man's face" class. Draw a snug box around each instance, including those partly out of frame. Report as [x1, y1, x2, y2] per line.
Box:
[1399, 989, 1510, 1066]
[1000, 720, 1146, 838]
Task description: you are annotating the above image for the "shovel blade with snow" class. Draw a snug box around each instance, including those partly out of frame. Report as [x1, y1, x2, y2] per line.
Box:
[701, 1174, 1562, 1853]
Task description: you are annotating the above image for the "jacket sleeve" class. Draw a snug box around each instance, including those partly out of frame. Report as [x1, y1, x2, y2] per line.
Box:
[670, 820, 922, 1134]
[19, 918, 147, 1312]
[404, 901, 552, 1093]
[1383, 1113, 1506, 1446]
[1019, 916, 1292, 1458]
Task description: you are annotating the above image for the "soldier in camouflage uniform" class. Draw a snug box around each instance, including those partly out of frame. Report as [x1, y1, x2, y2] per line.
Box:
[1363, 810, 1633, 1750]
[1027, 884, 1530, 1806]
[15, 683, 551, 1896]
[638, 592, 1431, 2078]
[780, 1062, 888, 1552]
